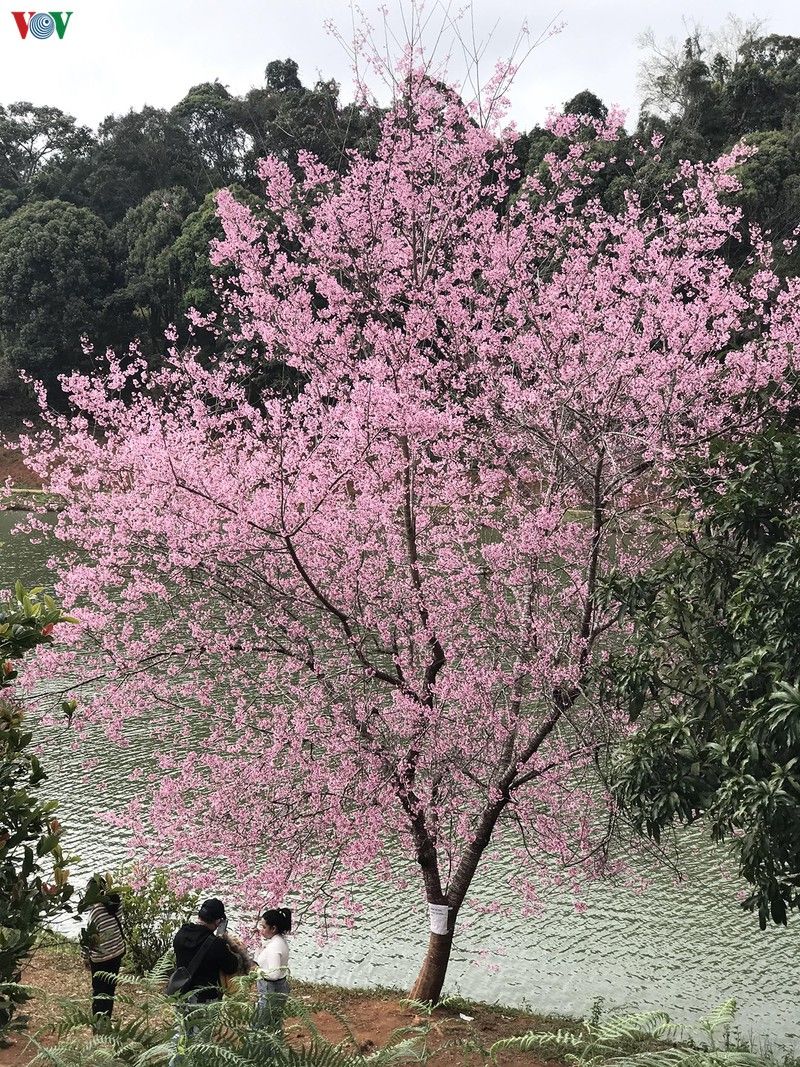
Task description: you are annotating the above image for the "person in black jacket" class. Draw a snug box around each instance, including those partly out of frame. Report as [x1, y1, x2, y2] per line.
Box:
[172, 898, 240, 1003]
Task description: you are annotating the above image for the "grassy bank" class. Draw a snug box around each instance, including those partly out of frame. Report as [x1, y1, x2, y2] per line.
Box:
[0, 934, 572, 1067]
[3, 933, 794, 1067]
[0, 488, 61, 512]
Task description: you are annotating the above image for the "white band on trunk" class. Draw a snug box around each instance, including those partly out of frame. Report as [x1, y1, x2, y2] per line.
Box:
[428, 903, 450, 934]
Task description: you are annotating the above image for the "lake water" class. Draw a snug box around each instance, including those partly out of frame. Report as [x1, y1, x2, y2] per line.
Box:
[1, 508, 798, 1056]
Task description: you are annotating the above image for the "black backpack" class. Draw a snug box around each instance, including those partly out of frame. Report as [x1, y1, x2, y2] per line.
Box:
[166, 933, 217, 996]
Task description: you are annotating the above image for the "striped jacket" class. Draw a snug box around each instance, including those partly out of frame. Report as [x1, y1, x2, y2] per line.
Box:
[84, 903, 125, 964]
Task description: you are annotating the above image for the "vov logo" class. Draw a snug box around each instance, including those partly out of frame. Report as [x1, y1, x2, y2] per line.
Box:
[11, 11, 73, 39]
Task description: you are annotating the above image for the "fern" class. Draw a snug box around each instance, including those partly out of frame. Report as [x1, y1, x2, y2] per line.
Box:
[144, 951, 175, 990]
[496, 1026, 585, 1053]
[597, 1012, 674, 1041]
[694, 1000, 738, 1041]
[280, 1044, 365, 1067]
[397, 996, 463, 1017]
[489, 1001, 764, 1067]
[609, 1053, 761, 1066]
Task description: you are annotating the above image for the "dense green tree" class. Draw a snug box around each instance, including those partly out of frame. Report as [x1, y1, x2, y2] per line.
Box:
[265, 57, 303, 93]
[172, 81, 248, 186]
[563, 89, 608, 120]
[241, 60, 382, 179]
[631, 29, 800, 269]
[724, 35, 800, 136]
[736, 127, 800, 252]
[607, 422, 800, 929]
[0, 200, 114, 389]
[171, 189, 227, 319]
[0, 103, 92, 190]
[0, 190, 20, 222]
[637, 29, 800, 175]
[114, 186, 195, 347]
[28, 152, 96, 212]
[87, 107, 203, 223]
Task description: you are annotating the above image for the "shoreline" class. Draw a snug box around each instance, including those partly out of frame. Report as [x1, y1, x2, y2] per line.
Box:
[1, 488, 62, 512]
[0, 934, 570, 1067]
[0, 425, 58, 511]
[3, 933, 791, 1065]
[0, 428, 41, 492]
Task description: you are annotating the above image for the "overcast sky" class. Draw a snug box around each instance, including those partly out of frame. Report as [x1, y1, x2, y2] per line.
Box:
[1, 0, 798, 131]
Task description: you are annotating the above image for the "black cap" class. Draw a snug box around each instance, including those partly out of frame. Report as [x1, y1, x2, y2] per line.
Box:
[198, 897, 226, 922]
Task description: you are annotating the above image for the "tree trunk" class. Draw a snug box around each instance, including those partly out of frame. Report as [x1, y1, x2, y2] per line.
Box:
[409, 928, 455, 1003]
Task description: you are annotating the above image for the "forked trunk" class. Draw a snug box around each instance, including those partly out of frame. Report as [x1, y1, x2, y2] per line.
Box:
[408, 803, 508, 1002]
[407, 777, 520, 1002]
[409, 928, 455, 1003]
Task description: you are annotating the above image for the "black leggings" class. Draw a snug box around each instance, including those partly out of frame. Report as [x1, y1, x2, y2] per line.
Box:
[90, 954, 124, 1017]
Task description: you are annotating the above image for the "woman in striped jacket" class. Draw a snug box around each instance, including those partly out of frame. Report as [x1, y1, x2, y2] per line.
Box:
[80, 878, 126, 1018]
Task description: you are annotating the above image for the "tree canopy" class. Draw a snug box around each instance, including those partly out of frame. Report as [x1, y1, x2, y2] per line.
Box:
[609, 420, 800, 929]
[0, 199, 113, 389]
[0, 60, 384, 402]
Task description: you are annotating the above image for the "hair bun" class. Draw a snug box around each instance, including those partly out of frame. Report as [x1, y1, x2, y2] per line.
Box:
[262, 906, 292, 934]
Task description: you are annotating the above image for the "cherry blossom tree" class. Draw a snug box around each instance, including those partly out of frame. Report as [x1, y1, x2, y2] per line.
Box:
[17, 66, 800, 1000]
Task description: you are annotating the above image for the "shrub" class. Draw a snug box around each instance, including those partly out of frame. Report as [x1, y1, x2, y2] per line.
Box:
[31, 976, 426, 1066]
[0, 583, 74, 1043]
[115, 869, 198, 975]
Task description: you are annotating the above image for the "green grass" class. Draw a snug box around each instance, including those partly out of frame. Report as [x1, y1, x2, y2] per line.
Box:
[1, 488, 62, 511]
[34, 929, 81, 958]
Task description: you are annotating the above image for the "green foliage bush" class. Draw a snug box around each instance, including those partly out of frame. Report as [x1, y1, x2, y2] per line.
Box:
[30, 974, 426, 1066]
[0, 583, 74, 1042]
[606, 425, 800, 927]
[115, 868, 198, 976]
[25, 984, 792, 1067]
[0, 200, 114, 387]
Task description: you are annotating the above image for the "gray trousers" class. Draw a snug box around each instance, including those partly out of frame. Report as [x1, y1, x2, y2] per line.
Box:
[254, 977, 289, 1031]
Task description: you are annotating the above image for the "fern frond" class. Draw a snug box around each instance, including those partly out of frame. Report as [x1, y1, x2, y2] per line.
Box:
[596, 1011, 673, 1041]
[284, 994, 360, 1049]
[54, 1000, 96, 1037]
[27, 1035, 71, 1067]
[183, 1042, 249, 1066]
[607, 1051, 762, 1066]
[280, 1042, 367, 1067]
[368, 1035, 429, 1063]
[0, 981, 39, 996]
[695, 1000, 738, 1035]
[144, 951, 175, 989]
[396, 997, 434, 1015]
[133, 1041, 180, 1066]
[489, 1027, 584, 1055]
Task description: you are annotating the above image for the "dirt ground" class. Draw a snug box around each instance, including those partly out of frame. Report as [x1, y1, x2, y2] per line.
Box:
[0, 405, 42, 490]
[0, 442, 40, 489]
[293, 987, 567, 1066]
[0, 943, 568, 1066]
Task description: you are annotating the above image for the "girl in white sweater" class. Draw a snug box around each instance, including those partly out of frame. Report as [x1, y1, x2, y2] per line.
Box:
[254, 907, 291, 1030]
